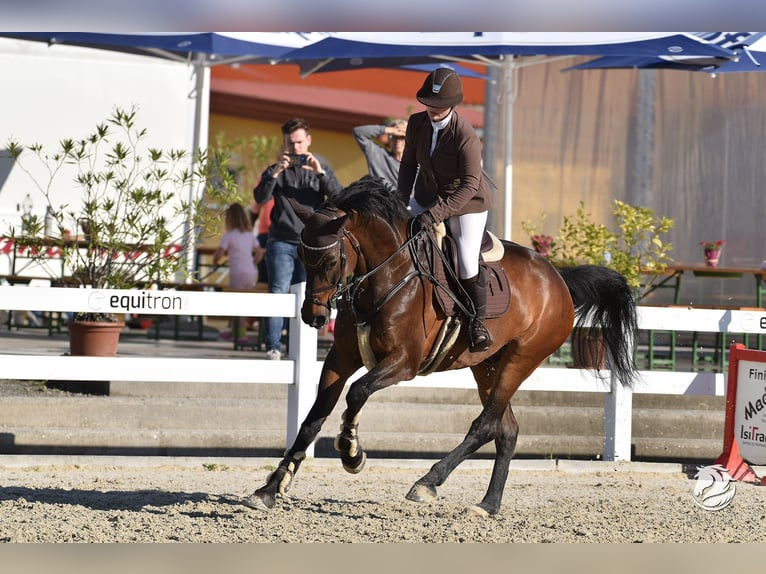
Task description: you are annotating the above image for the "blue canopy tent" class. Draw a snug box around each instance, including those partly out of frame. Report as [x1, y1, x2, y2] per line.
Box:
[275, 32, 737, 239]
[566, 32, 766, 74]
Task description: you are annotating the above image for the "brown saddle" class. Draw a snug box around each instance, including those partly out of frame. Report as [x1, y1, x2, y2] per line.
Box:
[429, 230, 511, 319]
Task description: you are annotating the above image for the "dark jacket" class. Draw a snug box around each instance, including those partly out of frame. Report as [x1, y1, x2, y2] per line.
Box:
[398, 110, 493, 224]
[253, 154, 342, 244]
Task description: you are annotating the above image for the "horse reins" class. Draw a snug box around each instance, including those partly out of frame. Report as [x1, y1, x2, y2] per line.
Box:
[301, 220, 422, 326]
[301, 214, 474, 326]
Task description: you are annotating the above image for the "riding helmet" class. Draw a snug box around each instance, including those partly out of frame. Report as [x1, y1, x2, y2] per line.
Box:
[416, 68, 463, 108]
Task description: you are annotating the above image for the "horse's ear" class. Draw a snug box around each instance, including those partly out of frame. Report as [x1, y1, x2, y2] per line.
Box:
[286, 197, 315, 223]
[322, 214, 348, 236]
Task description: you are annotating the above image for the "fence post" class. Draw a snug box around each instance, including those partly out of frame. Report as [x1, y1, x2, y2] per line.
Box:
[603, 378, 633, 461]
[602, 331, 634, 461]
[286, 282, 318, 457]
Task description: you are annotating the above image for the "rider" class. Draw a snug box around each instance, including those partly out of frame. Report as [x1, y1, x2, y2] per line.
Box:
[397, 67, 495, 352]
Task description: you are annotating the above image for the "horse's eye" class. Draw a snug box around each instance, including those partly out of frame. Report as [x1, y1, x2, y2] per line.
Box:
[323, 255, 338, 269]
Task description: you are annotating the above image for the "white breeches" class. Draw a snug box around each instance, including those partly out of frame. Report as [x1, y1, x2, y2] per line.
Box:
[409, 198, 487, 280]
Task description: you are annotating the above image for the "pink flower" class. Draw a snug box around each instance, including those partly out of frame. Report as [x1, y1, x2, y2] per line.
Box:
[700, 240, 725, 250]
[530, 234, 553, 257]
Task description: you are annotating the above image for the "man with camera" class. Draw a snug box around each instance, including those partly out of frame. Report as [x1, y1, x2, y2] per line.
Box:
[254, 117, 342, 360]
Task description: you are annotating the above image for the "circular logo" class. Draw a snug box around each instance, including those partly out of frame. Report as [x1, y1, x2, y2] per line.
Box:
[740, 312, 757, 332]
[87, 290, 106, 311]
[691, 464, 736, 511]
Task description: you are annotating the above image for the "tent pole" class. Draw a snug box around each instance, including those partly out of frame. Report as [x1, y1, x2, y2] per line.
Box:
[181, 56, 210, 281]
[502, 56, 515, 241]
[484, 55, 515, 241]
[484, 60, 505, 239]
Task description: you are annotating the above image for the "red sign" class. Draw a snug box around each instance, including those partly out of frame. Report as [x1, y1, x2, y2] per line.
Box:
[714, 344, 766, 483]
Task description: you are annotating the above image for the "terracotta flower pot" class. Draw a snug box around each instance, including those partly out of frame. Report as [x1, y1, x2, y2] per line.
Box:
[47, 320, 126, 395]
[68, 320, 125, 356]
[571, 328, 606, 369]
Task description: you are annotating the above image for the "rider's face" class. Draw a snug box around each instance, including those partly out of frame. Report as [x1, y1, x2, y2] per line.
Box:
[425, 105, 451, 122]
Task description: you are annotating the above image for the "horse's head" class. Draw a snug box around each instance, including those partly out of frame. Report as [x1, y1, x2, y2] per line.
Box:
[289, 197, 351, 329]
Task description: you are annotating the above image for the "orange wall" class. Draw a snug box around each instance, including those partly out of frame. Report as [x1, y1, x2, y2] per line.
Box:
[214, 63, 487, 106]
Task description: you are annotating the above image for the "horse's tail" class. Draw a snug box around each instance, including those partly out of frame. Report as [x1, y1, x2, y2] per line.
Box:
[557, 265, 639, 388]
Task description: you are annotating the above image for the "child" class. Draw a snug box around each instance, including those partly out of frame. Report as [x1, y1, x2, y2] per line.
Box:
[213, 203, 264, 342]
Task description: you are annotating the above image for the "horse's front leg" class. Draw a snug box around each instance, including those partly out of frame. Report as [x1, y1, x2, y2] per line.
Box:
[335, 355, 416, 474]
[244, 348, 355, 511]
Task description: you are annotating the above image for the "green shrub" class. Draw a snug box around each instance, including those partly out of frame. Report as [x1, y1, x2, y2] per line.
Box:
[524, 200, 674, 299]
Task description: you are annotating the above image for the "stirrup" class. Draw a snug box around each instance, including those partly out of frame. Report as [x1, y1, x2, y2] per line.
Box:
[469, 319, 492, 352]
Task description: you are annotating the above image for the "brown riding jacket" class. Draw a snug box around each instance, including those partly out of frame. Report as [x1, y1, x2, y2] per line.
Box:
[397, 110, 494, 224]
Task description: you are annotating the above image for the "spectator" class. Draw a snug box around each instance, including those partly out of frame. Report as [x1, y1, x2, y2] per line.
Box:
[398, 68, 495, 352]
[352, 118, 407, 186]
[253, 118, 343, 360]
[249, 197, 273, 284]
[213, 202, 264, 342]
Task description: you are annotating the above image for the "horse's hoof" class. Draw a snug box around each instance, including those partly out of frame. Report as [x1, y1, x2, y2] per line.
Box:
[465, 504, 491, 517]
[242, 491, 275, 511]
[342, 449, 366, 474]
[405, 482, 437, 503]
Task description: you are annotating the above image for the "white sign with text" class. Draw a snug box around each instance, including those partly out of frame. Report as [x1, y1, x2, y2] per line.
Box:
[735, 360, 766, 465]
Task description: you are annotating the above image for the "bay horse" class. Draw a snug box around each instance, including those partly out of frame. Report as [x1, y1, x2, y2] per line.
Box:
[244, 177, 638, 516]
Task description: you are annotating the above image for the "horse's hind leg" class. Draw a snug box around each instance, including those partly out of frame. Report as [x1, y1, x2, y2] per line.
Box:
[406, 353, 529, 515]
[405, 402, 515, 513]
[243, 350, 351, 511]
[469, 403, 518, 516]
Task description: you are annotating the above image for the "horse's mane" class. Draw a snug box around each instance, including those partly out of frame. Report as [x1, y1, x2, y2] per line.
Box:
[327, 176, 410, 222]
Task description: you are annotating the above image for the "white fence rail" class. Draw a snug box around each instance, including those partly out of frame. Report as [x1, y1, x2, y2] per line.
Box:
[3, 285, 766, 460]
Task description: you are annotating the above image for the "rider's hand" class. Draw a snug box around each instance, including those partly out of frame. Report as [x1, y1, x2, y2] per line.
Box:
[415, 210, 438, 230]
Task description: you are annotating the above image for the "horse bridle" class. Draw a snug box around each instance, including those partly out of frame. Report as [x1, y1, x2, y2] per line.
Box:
[299, 217, 427, 326]
[299, 227, 360, 312]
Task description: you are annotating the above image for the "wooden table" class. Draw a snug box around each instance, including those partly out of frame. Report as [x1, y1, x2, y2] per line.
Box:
[665, 264, 766, 307]
[642, 264, 766, 368]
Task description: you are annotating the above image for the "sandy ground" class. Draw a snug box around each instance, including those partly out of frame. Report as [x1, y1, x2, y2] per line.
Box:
[0, 455, 764, 543]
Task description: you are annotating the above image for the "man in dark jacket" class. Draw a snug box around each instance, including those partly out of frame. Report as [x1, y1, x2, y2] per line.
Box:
[254, 118, 343, 360]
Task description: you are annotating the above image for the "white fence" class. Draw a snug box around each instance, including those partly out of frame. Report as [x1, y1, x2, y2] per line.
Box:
[3, 285, 766, 460]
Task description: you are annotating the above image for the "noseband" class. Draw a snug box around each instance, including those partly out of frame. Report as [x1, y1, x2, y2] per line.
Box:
[299, 228, 360, 312]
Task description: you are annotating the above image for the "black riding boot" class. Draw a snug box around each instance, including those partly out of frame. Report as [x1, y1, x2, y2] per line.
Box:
[461, 269, 493, 352]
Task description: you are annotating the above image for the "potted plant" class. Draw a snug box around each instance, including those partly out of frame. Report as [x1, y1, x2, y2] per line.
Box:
[522, 213, 555, 258]
[525, 200, 675, 368]
[529, 234, 554, 258]
[4, 106, 238, 389]
[543, 200, 675, 299]
[700, 240, 725, 268]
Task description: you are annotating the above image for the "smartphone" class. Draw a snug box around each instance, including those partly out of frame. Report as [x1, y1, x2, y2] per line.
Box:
[288, 153, 308, 167]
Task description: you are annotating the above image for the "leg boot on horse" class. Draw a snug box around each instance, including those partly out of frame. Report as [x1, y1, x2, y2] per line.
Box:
[461, 268, 493, 352]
